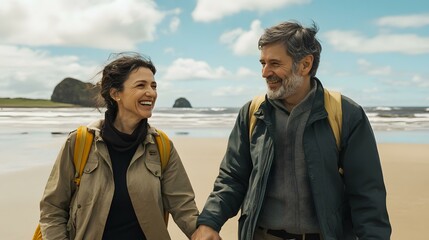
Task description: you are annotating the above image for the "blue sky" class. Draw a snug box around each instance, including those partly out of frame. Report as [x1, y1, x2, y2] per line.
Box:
[1, 0, 428, 107]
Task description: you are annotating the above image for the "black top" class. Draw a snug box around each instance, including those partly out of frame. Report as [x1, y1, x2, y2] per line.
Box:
[101, 110, 148, 240]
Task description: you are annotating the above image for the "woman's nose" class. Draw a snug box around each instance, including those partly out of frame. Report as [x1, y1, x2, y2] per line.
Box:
[145, 88, 156, 97]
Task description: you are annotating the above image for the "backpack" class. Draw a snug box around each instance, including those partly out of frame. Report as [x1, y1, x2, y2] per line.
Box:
[248, 89, 343, 171]
[32, 126, 171, 240]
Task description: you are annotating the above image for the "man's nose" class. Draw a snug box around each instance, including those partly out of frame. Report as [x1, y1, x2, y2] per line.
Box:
[262, 65, 272, 78]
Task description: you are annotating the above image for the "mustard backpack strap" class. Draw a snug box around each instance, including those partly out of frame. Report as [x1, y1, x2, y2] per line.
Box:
[323, 89, 342, 151]
[33, 126, 94, 240]
[154, 128, 171, 225]
[154, 128, 171, 172]
[249, 95, 265, 137]
[323, 89, 344, 175]
[73, 126, 94, 186]
[32, 225, 42, 240]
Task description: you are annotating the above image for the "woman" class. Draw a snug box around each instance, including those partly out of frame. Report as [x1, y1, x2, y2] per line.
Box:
[39, 53, 199, 239]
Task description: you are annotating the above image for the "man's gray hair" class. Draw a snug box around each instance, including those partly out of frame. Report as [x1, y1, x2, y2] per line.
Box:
[258, 20, 322, 77]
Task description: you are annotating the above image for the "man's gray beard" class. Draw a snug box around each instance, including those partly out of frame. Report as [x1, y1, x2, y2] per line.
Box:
[267, 72, 304, 100]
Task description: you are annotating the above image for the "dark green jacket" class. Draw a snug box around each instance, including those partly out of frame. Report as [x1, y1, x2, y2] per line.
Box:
[197, 78, 391, 239]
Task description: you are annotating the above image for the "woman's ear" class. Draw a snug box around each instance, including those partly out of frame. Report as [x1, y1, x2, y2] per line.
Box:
[110, 88, 120, 101]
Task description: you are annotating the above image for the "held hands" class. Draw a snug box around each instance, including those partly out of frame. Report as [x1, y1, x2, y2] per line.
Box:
[191, 225, 222, 240]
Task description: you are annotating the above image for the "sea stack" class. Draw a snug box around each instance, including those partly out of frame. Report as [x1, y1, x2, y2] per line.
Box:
[172, 97, 192, 108]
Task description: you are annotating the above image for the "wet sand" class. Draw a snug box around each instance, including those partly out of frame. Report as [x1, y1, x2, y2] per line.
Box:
[1, 138, 427, 239]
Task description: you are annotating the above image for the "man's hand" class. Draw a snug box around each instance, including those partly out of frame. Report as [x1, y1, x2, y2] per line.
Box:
[191, 225, 222, 240]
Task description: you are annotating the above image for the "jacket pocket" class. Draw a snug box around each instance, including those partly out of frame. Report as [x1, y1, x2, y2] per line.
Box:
[144, 147, 162, 178]
[78, 159, 99, 188]
[75, 159, 99, 206]
[82, 159, 98, 174]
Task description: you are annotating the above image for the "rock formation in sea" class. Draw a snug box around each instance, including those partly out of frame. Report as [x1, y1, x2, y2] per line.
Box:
[51, 78, 100, 107]
[172, 97, 192, 108]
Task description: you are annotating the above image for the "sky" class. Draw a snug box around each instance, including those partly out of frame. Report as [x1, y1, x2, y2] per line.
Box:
[1, 0, 428, 108]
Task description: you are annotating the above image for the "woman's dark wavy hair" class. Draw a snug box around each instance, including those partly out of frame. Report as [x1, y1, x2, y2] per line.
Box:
[96, 52, 156, 115]
[258, 20, 322, 77]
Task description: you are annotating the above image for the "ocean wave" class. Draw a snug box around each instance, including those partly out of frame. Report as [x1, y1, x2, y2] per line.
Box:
[374, 107, 392, 111]
[2, 107, 429, 133]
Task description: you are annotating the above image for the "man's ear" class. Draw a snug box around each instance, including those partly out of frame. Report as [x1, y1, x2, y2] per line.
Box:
[299, 55, 314, 76]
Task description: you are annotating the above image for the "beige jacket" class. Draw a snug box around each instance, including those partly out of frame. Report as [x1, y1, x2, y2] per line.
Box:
[39, 120, 199, 239]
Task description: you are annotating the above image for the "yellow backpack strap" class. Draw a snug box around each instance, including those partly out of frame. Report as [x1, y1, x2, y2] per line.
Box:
[32, 225, 42, 240]
[73, 126, 94, 186]
[324, 89, 343, 175]
[154, 128, 171, 172]
[249, 95, 265, 137]
[33, 126, 94, 240]
[323, 89, 342, 151]
[154, 128, 171, 225]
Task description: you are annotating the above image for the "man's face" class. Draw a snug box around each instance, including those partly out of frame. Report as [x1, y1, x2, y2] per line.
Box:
[259, 43, 304, 100]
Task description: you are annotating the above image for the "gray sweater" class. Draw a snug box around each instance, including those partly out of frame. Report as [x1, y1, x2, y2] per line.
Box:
[257, 82, 320, 234]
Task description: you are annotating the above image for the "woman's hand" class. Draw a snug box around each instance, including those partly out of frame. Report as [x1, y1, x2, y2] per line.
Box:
[191, 225, 222, 240]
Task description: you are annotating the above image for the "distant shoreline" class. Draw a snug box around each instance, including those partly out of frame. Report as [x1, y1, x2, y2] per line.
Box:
[0, 98, 79, 108]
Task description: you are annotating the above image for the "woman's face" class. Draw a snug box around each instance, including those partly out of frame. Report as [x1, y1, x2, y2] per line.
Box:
[112, 67, 157, 123]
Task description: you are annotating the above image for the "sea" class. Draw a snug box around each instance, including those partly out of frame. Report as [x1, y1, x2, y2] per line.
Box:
[1, 106, 428, 174]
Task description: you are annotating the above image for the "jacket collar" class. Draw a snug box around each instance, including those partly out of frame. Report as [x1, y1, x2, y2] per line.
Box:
[307, 77, 328, 126]
[86, 118, 158, 145]
[255, 95, 273, 126]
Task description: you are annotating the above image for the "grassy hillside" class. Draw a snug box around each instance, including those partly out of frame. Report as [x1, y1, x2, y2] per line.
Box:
[0, 98, 77, 108]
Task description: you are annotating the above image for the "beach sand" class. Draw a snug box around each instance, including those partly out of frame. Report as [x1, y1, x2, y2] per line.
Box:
[1, 139, 427, 239]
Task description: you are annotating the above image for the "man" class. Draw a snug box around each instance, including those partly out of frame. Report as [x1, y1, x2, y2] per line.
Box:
[192, 20, 391, 240]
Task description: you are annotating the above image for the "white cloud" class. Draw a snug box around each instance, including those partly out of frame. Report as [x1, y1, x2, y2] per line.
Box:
[356, 59, 429, 89]
[362, 87, 380, 94]
[162, 58, 258, 81]
[381, 79, 410, 87]
[164, 47, 175, 54]
[169, 17, 180, 33]
[411, 74, 429, 88]
[324, 30, 429, 54]
[220, 20, 264, 56]
[357, 59, 392, 76]
[379, 74, 429, 89]
[376, 13, 429, 28]
[192, 0, 310, 22]
[236, 67, 258, 77]
[0, 45, 98, 98]
[164, 8, 182, 15]
[333, 72, 351, 77]
[162, 58, 230, 80]
[212, 86, 247, 96]
[0, 0, 165, 50]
